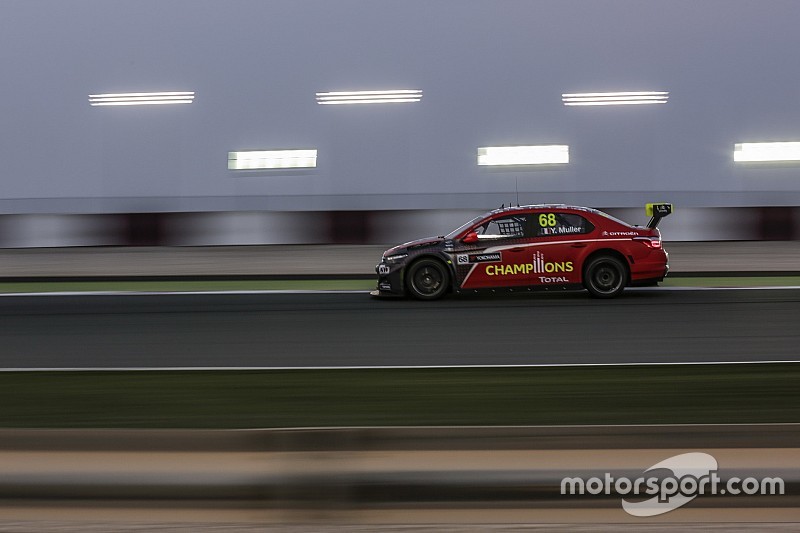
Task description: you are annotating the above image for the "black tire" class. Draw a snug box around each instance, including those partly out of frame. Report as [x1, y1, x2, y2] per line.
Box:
[406, 259, 449, 300]
[583, 255, 627, 299]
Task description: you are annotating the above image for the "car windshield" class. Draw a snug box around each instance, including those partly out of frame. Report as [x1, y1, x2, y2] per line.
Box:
[445, 213, 489, 239]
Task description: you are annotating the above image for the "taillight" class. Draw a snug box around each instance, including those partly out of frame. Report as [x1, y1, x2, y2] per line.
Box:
[633, 236, 661, 249]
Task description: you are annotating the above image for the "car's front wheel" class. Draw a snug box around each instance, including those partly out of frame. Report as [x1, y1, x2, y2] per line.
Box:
[406, 259, 449, 300]
[583, 255, 627, 299]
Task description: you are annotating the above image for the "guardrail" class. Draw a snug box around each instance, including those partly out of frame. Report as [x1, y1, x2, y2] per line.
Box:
[0, 425, 797, 510]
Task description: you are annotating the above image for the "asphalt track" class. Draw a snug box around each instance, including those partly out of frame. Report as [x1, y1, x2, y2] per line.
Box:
[1, 287, 798, 369]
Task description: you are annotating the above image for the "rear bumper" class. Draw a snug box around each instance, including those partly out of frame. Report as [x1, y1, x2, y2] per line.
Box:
[629, 250, 669, 284]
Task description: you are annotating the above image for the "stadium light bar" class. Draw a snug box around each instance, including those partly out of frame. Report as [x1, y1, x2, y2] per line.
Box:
[734, 142, 800, 163]
[228, 149, 318, 170]
[562, 91, 669, 106]
[477, 145, 569, 166]
[89, 91, 195, 106]
[316, 89, 422, 105]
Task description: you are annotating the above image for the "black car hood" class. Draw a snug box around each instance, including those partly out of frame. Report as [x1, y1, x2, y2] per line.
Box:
[384, 236, 444, 256]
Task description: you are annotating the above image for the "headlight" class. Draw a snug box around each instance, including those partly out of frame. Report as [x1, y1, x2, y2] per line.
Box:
[385, 253, 408, 263]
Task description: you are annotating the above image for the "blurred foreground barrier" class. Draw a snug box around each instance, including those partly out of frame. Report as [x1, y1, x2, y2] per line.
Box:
[0, 425, 797, 509]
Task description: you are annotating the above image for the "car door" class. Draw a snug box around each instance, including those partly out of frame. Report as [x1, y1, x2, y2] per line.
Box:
[528, 210, 594, 286]
[458, 212, 538, 289]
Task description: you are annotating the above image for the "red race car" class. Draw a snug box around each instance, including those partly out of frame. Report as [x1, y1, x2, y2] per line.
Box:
[374, 203, 672, 299]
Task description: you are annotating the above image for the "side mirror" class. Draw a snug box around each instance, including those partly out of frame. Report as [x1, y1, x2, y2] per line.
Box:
[462, 231, 479, 244]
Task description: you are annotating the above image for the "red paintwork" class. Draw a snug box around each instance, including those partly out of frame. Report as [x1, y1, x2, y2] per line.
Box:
[449, 206, 668, 290]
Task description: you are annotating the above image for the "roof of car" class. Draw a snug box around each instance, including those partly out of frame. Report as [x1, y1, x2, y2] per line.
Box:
[488, 204, 603, 215]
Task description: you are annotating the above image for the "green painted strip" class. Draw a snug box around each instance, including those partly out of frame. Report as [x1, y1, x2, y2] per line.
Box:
[0, 280, 375, 293]
[0, 364, 796, 428]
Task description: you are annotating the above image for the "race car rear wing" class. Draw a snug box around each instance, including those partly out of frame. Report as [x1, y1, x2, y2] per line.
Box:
[646, 203, 673, 229]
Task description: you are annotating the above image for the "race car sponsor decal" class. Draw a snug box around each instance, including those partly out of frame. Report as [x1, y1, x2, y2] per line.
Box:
[486, 264, 534, 276]
[531, 250, 573, 274]
[484, 251, 573, 276]
[457, 252, 502, 265]
[602, 231, 639, 236]
[378, 265, 391, 275]
[459, 239, 633, 287]
[538, 276, 570, 283]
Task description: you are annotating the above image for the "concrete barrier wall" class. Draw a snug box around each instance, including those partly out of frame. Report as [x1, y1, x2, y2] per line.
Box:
[1, 207, 798, 247]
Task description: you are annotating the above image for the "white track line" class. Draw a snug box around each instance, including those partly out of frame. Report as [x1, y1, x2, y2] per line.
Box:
[0, 286, 799, 297]
[637, 285, 800, 291]
[0, 289, 372, 297]
[2, 360, 799, 372]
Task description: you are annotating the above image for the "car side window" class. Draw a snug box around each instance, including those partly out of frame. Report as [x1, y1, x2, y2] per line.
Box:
[476, 214, 536, 239]
[534, 212, 594, 237]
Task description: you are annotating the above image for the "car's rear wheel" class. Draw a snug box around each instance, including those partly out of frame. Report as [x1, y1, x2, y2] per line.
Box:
[406, 259, 449, 300]
[583, 255, 627, 299]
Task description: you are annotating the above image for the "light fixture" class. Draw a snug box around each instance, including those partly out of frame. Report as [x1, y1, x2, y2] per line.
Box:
[477, 145, 569, 166]
[89, 91, 195, 106]
[316, 89, 422, 105]
[228, 149, 318, 170]
[562, 91, 669, 106]
[734, 142, 800, 163]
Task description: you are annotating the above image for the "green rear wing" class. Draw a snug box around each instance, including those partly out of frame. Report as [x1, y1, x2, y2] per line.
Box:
[645, 203, 673, 229]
